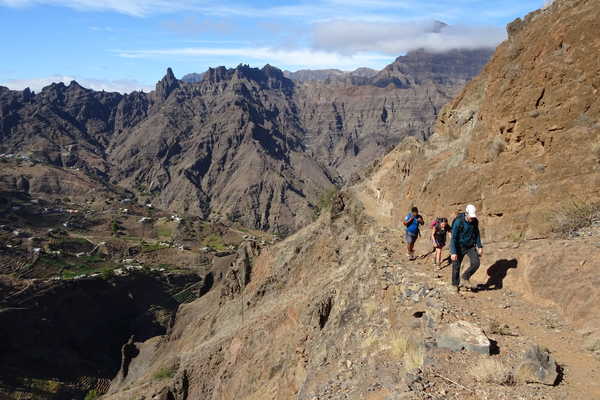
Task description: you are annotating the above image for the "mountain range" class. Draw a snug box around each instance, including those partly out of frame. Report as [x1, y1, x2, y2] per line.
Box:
[0, 48, 492, 234]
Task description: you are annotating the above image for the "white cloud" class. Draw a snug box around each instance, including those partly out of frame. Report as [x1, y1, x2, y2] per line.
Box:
[0, 0, 460, 19]
[1, 75, 152, 93]
[0, 0, 322, 17]
[0, 0, 206, 16]
[114, 47, 393, 70]
[311, 19, 505, 55]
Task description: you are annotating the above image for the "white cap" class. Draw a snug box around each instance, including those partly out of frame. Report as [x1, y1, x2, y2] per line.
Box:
[466, 204, 477, 218]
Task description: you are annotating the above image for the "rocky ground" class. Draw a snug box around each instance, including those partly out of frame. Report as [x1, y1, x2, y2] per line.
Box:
[99, 176, 600, 400]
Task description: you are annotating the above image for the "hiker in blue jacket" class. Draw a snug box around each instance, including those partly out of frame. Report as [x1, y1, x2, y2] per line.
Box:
[450, 204, 483, 292]
[403, 206, 424, 261]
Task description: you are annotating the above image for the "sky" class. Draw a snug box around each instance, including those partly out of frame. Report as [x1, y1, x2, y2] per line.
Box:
[0, 0, 550, 93]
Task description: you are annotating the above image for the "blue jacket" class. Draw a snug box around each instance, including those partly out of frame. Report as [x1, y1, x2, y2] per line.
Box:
[404, 213, 423, 235]
[450, 213, 483, 254]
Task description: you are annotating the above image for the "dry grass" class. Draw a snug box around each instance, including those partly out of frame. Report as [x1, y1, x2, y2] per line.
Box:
[362, 299, 379, 318]
[390, 335, 408, 358]
[469, 359, 515, 385]
[488, 137, 506, 160]
[487, 320, 514, 336]
[403, 337, 425, 371]
[552, 200, 600, 237]
[389, 333, 424, 371]
[153, 365, 176, 381]
[360, 333, 380, 350]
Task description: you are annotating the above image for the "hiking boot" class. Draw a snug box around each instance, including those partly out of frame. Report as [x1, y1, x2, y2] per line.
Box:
[462, 279, 475, 290]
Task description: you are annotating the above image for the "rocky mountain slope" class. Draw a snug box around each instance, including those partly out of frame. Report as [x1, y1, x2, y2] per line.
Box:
[0, 49, 491, 234]
[98, 1, 600, 399]
[180, 72, 205, 83]
[296, 49, 492, 178]
[283, 67, 378, 82]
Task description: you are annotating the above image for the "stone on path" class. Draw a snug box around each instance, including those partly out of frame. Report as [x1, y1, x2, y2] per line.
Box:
[437, 320, 491, 355]
[515, 345, 559, 386]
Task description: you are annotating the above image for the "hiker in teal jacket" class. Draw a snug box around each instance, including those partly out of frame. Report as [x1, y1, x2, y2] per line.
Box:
[403, 206, 424, 261]
[450, 204, 483, 292]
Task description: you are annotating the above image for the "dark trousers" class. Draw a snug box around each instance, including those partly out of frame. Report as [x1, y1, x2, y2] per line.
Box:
[452, 247, 480, 287]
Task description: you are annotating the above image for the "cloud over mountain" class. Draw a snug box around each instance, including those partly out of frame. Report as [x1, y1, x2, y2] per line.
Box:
[311, 19, 506, 55]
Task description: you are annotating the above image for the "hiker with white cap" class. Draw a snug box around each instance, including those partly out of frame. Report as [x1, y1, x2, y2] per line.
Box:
[449, 204, 483, 292]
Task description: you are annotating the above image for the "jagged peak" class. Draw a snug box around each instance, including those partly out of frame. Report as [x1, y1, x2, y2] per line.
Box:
[155, 67, 180, 100]
[261, 64, 285, 78]
[202, 63, 292, 89]
[66, 80, 87, 91]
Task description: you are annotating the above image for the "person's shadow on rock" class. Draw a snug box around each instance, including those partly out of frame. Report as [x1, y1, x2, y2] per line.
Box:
[483, 259, 518, 290]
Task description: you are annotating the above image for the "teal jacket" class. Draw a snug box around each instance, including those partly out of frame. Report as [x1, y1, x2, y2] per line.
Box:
[450, 213, 483, 254]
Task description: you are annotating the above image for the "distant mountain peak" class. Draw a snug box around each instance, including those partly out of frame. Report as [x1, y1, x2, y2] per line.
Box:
[155, 67, 179, 100]
[431, 20, 448, 33]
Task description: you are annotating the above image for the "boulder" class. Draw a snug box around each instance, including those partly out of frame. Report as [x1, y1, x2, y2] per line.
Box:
[515, 345, 559, 385]
[437, 321, 490, 354]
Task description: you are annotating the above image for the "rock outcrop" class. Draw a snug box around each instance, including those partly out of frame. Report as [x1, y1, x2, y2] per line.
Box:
[437, 320, 491, 354]
[515, 345, 559, 385]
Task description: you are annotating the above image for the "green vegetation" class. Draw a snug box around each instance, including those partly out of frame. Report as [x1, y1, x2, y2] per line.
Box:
[202, 234, 227, 251]
[313, 188, 338, 218]
[84, 390, 99, 400]
[49, 237, 94, 252]
[553, 200, 600, 237]
[153, 366, 176, 381]
[155, 222, 174, 240]
[101, 269, 116, 280]
[141, 241, 168, 253]
[111, 220, 121, 235]
[38, 253, 116, 279]
[17, 378, 62, 396]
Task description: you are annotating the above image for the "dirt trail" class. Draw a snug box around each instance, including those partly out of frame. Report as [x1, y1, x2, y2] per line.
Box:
[354, 162, 396, 228]
[356, 182, 600, 399]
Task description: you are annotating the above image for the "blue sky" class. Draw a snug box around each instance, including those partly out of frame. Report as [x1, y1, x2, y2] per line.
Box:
[0, 0, 550, 92]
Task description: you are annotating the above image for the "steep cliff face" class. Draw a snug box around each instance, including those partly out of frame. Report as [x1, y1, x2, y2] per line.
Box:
[0, 82, 123, 174]
[296, 49, 492, 178]
[283, 67, 378, 82]
[109, 65, 333, 235]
